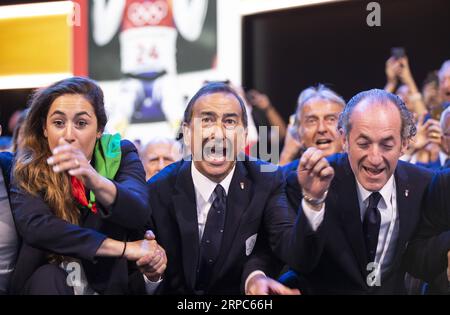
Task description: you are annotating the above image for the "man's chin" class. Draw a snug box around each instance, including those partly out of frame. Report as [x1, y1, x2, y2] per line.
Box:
[199, 160, 235, 181]
[359, 176, 387, 192]
[205, 153, 225, 163]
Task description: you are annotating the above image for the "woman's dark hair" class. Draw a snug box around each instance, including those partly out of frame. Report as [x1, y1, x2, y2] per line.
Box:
[26, 76, 107, 138]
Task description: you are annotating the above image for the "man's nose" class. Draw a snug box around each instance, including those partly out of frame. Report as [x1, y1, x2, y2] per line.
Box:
[317, 119, 327, 134]
[211, 122, 225, 140]
[367, 145, 383, 165]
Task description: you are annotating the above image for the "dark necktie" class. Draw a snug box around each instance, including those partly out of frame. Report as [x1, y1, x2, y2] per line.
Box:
[196, 184, 227, 291]
[363, 192, 382, 264]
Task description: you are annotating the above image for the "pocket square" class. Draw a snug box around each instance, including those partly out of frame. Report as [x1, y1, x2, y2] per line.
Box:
[245, 233, 258, 256]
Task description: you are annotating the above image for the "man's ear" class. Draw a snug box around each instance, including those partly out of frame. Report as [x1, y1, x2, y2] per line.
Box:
[182, 123, 191, 147]
[400, 138, 409, 156]
[238, 126, 248, 153]
[442, 135, 449, 155]
[339, 128, 348, 152]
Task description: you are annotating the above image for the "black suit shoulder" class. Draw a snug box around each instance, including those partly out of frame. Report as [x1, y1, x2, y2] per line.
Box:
[119, 139, 137, 154]
[241, 158, 285, 185]
[0, 151, 13, 190]
[0, 151, 13, 168]
[404, 169, 450, 285]
[397, 159, 434, 181]
[147, 160, 183, 192]
[425, 169, 450, 230]
[281, 159, 299, 175]
[148, 159, 182, 183]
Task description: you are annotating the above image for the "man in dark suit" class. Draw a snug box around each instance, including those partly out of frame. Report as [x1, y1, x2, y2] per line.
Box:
[0, 149, 17, 294]
[147, 82, 299, 295]
[405, 170, 450, 294]
[282, 89, 433, 294]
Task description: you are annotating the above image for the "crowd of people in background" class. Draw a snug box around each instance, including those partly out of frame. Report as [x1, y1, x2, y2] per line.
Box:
[0, 53, 449, 295]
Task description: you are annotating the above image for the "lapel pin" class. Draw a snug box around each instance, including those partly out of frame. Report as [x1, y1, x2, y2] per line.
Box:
[240, 182, 245, 190]
[405, 189, 409, 197]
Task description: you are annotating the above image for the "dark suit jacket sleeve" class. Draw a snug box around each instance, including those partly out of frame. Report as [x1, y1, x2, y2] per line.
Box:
[241, 228, 284, 293]
[285, 171, 328, 274]
[241, 168, 296, 287]
[0, 152, 13, 192]
[405, 170, 450, 282]
[10, 185, 106, 262]
[96, 140, 150, 231]
[262, 169, 297, 263]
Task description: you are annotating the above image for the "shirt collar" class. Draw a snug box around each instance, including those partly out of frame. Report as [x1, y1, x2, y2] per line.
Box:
[356, 174, 395, 209]
[191, 162, 236, 202]
[439, 151, 448, 166]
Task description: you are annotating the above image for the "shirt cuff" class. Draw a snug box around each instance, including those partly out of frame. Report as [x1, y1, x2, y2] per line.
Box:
[301, 199, 325, 232]
[245, 270, 266, 294]
[143, 274, 162, 295]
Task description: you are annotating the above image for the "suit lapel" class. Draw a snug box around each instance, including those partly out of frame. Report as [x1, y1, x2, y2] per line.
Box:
[171, 160, 200, 291]
[210, 160, 252, 284]
[390, 163, 410, 268]
[336, 156, 368, 278]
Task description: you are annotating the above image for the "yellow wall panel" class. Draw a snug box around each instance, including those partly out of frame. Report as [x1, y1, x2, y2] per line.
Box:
[0, 14, 71, 75]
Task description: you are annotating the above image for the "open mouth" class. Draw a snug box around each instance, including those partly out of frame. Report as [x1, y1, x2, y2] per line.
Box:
[204, 144, 228, 164]
[362, 165, 384, 176]
[315, 138, 333, 148]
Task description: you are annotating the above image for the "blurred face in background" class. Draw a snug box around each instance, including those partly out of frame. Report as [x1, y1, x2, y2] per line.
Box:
[442, 112, 450, 155]
[439, 66, 450, 103]
[142, 140, 180, 180]
[422, 80, 440, 110]
[298, 97, 343, 157]
[396, 85, 414, 112]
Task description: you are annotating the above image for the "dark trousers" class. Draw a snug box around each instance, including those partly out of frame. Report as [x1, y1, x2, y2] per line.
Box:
[22, 264, 74, 295]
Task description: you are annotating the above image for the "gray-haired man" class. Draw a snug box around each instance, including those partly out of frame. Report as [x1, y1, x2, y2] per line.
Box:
[282, 89, 434, 294]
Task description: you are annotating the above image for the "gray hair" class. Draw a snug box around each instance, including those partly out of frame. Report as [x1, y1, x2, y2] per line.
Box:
[290, 84, 346, 138]
[441, 106, 450, 130]
[141, 137, 182, 161]
[438, 60, 450, 82]
[338, 89, 416, 140]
